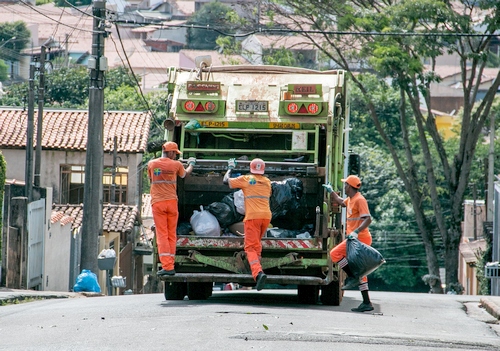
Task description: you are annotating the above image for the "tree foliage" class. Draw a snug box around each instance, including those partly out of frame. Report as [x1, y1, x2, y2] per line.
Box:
[0, 65, 141, 109]
[186, 1, 239, 50]
[268, 0, 500, 293]
[0, 21, 31, 63]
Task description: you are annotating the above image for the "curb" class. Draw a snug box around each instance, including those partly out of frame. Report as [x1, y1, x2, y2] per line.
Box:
[480, 297, 500, 320]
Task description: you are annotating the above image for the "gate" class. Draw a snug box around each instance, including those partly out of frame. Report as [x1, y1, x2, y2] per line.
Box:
[27, 199, 45, 289]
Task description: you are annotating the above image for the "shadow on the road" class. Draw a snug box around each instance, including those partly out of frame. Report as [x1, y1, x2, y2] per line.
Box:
[160, 289, 361, 313]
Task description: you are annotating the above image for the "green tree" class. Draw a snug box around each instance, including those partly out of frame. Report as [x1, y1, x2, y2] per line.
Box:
[187, 1, 238, 50]
[0, 60, 8, 81]
[45, 66, 88, 107]
[0, 21, 30, 64]
[269, 0, 500, 293]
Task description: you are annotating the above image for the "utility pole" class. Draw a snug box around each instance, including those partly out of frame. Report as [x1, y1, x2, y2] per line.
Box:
[34, 45, 46, 187]
[25, 59, 35, 202]
[111, 135, 117, 204]
[81, 0, 107, 273]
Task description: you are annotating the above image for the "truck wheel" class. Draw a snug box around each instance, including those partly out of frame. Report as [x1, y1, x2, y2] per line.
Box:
[297, 285, 319, 304]
[164, 282, 187, 301]
[320, 281, 342, 306]
[187, 282, 213, 300]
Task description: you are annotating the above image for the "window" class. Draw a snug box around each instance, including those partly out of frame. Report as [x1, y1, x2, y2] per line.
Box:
[60, 165, 128, 204]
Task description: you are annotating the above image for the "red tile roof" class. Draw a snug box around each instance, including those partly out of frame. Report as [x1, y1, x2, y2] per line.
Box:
[52, 203, 140, 233]
[0, 108, 151, 153]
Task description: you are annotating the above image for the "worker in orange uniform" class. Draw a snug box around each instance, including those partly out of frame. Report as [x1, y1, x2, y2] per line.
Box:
[223, 158, 271, 291]
[324, 175, 374, 312]
[148, 141, 195, 277]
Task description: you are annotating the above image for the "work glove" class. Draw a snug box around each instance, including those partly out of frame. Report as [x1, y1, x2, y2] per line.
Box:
[187, 157, 196, 166]
[228, 158, 237, 170]
[322, 183, 334, 194]
[347, 230, 358, 240]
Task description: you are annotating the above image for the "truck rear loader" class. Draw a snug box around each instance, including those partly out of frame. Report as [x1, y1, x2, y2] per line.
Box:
[155, 60, 354, 305]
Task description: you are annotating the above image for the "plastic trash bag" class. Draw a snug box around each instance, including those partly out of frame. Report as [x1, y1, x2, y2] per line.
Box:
[98, 248, 116, 258]
[221, 193, 244, 223]
[73, 269, 101, 293]
[270, 178, 304, 219]
[206, 201, 237, 228]
[177, 221, 192, 235]
[266, 228, 310, 238]
[190, 206, 221, 236]
[346, 237, 385, 278]
[233, 190, 245, 215]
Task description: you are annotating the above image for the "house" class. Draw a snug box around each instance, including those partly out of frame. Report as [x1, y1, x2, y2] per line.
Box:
[428, 66, 500, 115]
[0, 108, 150, 206]
[0, 107, 151, 293]
[241, 34, 319, 69]
[458, 200, 487, 295]
[52, 203, 144, 295]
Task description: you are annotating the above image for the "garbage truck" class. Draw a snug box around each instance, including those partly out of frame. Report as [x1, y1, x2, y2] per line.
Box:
[155, 58, 355, 305]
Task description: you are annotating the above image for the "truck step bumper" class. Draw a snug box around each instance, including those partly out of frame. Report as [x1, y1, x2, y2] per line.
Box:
[159, 273, 332, 286]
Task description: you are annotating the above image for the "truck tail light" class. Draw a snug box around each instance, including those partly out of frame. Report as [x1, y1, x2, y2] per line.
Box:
[180, 99, 220, 114]
[284, 102, 322, 115]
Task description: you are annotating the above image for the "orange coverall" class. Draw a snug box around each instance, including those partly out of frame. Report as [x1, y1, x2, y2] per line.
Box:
[147, 157, 186, 271]
[228, 174, 272, 279]
[330, 192, 372, 283]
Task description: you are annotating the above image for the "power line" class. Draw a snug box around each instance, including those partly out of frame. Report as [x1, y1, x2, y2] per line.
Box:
[111, 20, 500, 39]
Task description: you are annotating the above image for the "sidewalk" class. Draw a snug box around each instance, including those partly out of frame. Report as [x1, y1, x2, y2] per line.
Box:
[0, 287, 90, 305]
[480, 296, 500, 320]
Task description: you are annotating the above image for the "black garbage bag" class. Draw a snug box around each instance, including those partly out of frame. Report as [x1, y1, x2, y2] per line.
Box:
[177, 221, 192, 235]
[270, 178, 304, 219]
[266, 228, 311, 238]
[206, 201, 238, 228]
[346, 237, 385, 278]
[221, 193, 244, 224]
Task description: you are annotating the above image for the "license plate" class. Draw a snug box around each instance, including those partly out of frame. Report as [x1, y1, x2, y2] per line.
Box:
[236, 100, 268, 112]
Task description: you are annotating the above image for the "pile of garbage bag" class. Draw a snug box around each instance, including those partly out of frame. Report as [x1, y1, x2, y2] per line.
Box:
[184, 177, 307, 236]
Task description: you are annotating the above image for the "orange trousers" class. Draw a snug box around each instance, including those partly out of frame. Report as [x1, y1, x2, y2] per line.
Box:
[244, 218, 271, 280]
[152, 199, 179, 271]
[330, 235, 372, 284]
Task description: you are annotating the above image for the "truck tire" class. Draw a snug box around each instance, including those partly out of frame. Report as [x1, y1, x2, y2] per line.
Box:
[164, 282, 187, 301]
[187, 282, 213, 300]
[297, 285, 319, 304]
[320, 281, 342, 306]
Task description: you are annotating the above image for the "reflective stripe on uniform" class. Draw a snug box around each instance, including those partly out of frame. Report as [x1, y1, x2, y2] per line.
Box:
[152, 180, 177, 184]
[245, 195, 270, 200]
[159, 253, 175, 257]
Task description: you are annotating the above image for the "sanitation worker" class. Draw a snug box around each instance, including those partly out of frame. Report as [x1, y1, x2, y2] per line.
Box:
[324, 175, 374, 312]
[148, 141, 195, 277]
[223, 158, 271, 291]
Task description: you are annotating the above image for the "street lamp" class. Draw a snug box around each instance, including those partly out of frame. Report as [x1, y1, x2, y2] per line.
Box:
[0, 36, 16, 49]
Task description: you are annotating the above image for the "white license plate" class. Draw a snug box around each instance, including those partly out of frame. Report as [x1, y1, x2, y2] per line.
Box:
[236, 101, 268, 112]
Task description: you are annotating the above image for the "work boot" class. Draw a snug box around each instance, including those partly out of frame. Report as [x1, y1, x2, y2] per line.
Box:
[255, 271, 267, 291]
[157, 269, 176, 276]
[351, 302, 374, 312]
[341, 276, 359, 290]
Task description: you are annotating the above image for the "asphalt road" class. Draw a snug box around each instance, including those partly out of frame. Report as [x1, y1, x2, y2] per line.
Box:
[1, 289, 499, 351]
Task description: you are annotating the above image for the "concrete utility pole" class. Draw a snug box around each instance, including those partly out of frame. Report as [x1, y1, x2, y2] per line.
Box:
[25, 60, 35, 202]
[34, 45, 46, 187]
[81, 0, 107, 273]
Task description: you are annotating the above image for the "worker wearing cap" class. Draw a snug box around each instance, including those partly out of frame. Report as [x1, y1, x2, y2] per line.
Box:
[148, 141, 196, 277]
[223, 158, 271, 291]
[324, 175, 374, 312]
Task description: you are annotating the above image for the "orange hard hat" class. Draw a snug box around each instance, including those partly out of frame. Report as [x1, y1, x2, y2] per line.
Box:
[162, 141, 182, 154]
[250, 158, 265, 175]
[341, 175, 361, 189]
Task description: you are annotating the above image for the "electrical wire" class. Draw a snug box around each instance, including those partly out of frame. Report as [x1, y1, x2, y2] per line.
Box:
[112, 20, 500, 39]
[17, 0, 101, 34]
